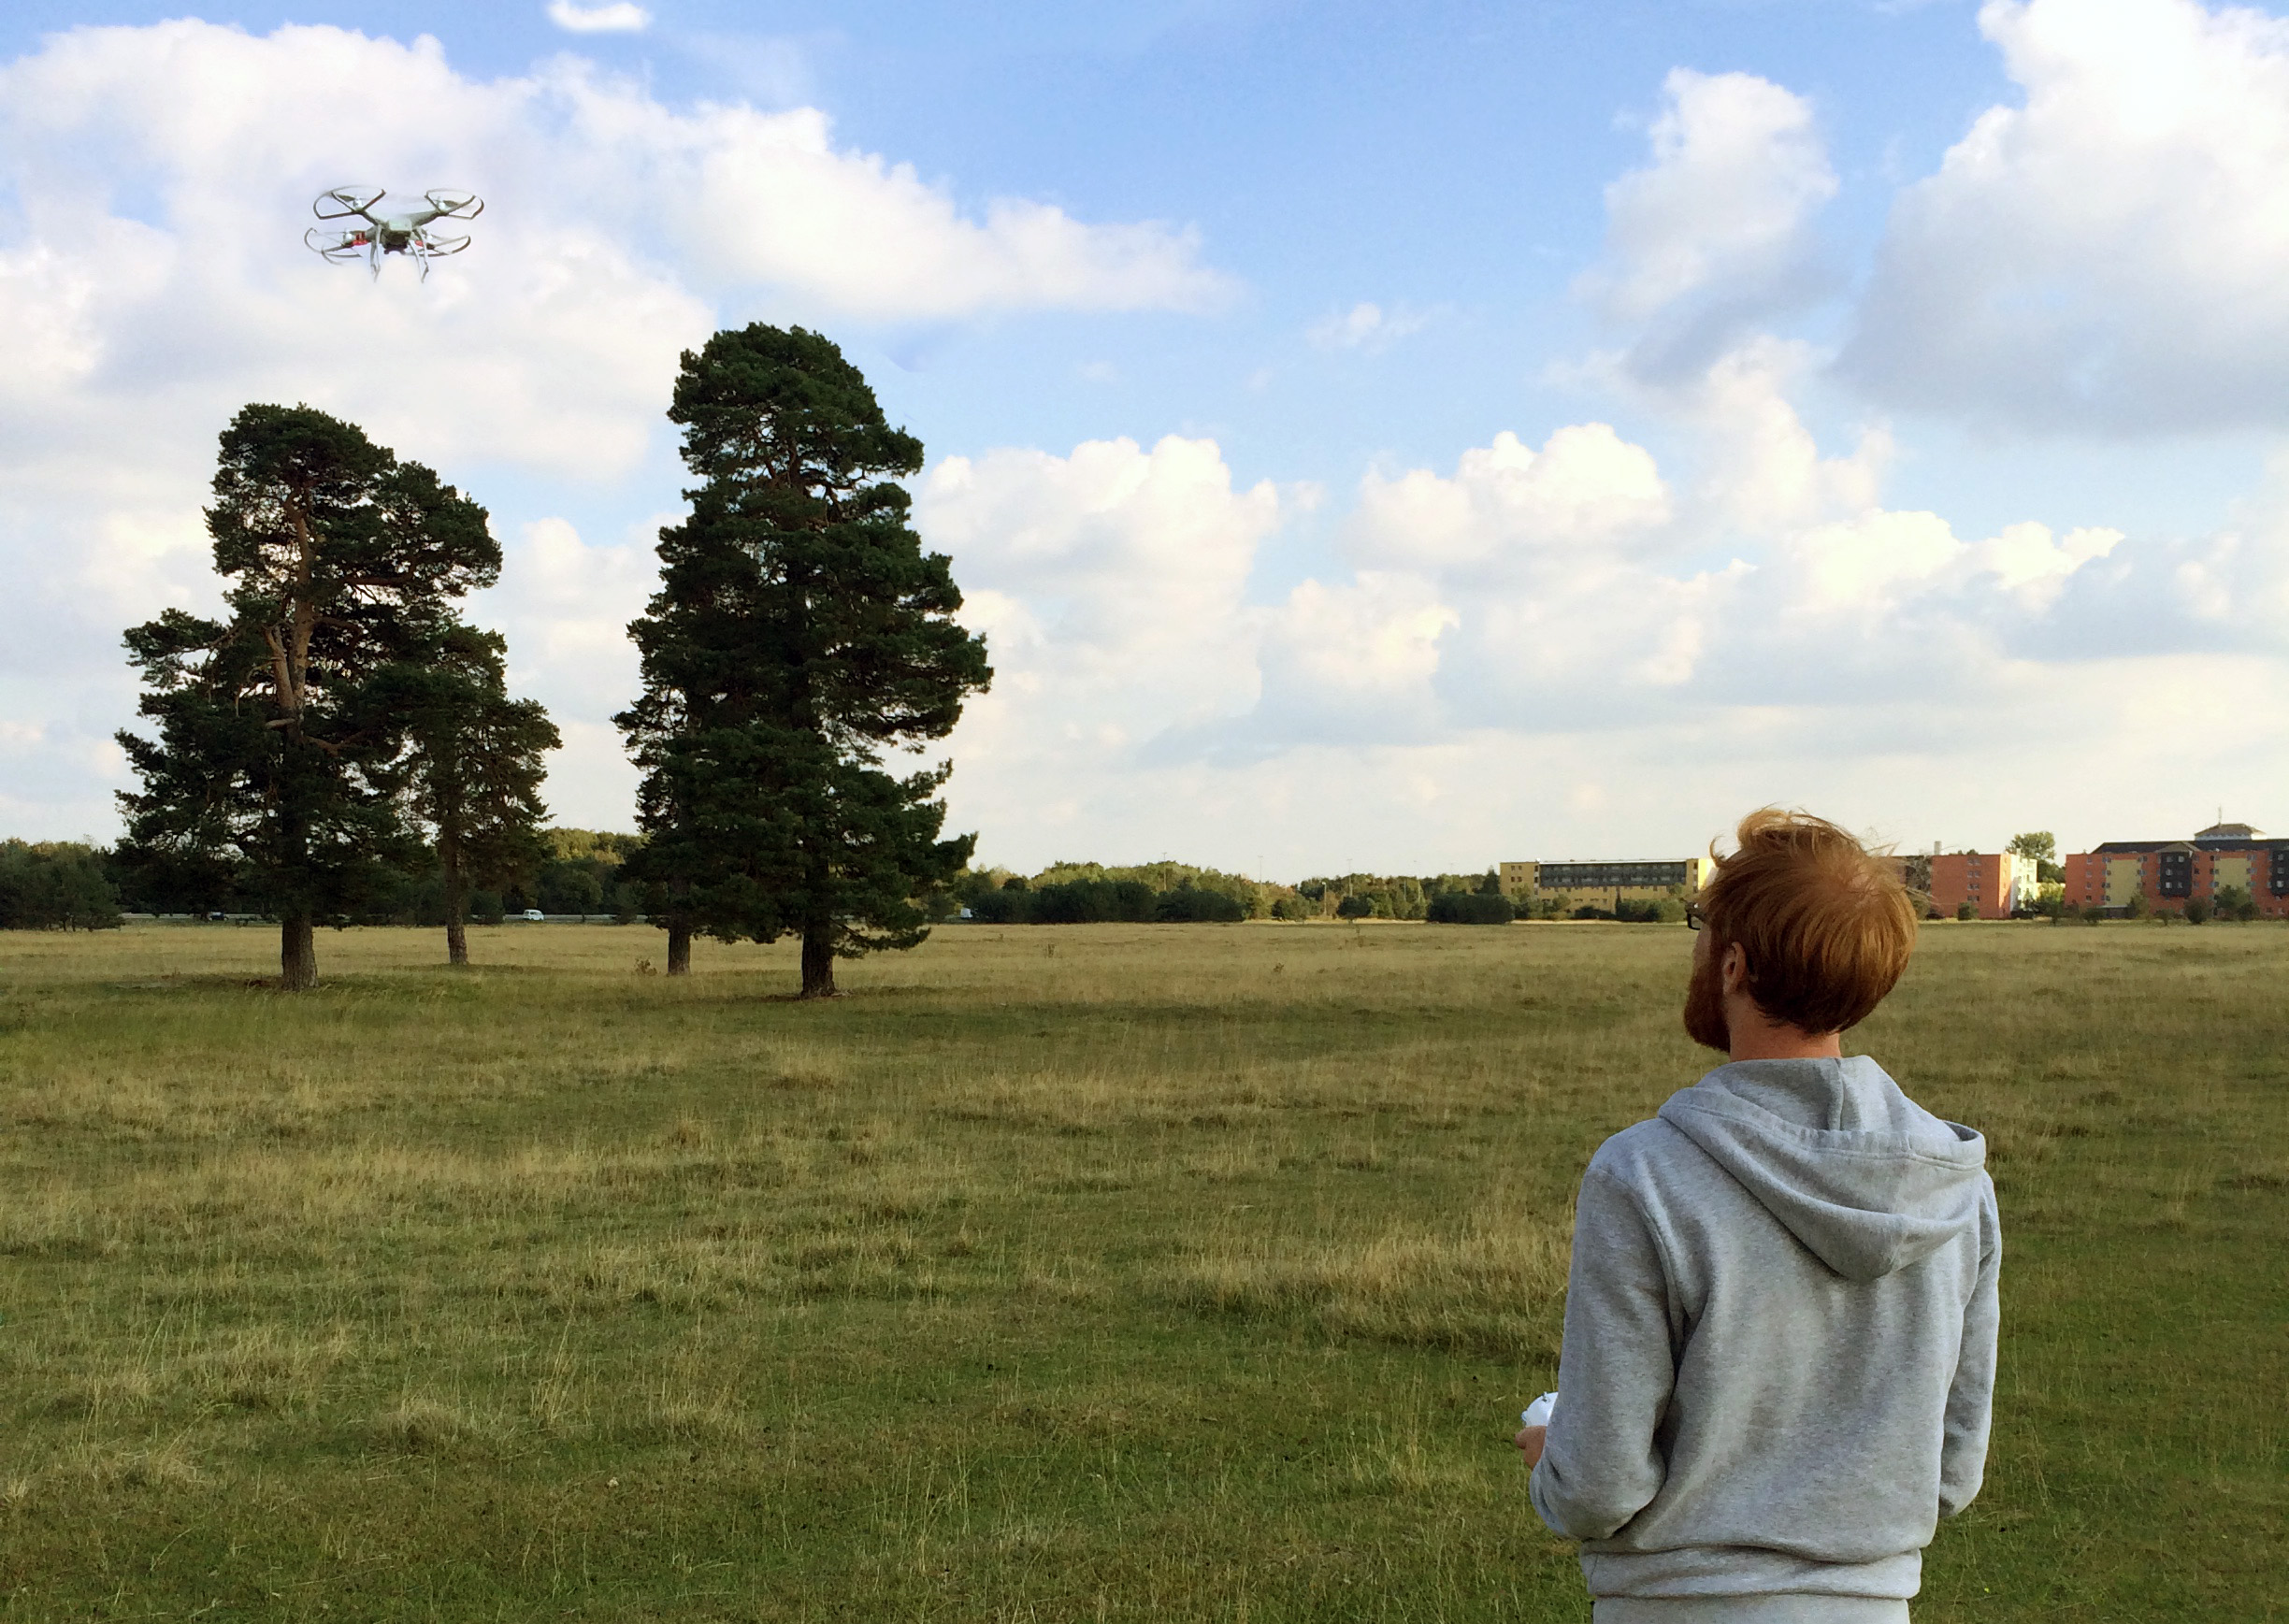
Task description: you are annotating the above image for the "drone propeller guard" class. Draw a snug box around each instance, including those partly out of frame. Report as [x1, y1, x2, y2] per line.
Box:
[306, 186, 482, 280]
[312, 185, 385, 221]
[422, 190, 483, 221]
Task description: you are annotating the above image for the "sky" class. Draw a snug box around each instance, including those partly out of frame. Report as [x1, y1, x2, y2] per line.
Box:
[4, 0, 2287, 878]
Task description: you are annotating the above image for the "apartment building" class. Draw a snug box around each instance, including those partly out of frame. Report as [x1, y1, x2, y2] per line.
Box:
[1927, 852, 2041, 919]
[1498, 856, 1714, 910]
[2061, 822, 2289, 917]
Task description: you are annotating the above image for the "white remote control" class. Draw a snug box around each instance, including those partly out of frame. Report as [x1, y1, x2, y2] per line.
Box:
[1520, 1391, 1557, 1429]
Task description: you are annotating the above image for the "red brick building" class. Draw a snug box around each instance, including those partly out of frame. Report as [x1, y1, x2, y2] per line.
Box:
[1926, 852, 2037, 919]
[2060, 823, 2289, 918]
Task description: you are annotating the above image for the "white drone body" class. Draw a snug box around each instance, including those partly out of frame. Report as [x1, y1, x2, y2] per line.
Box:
[306, 187, 482, 280]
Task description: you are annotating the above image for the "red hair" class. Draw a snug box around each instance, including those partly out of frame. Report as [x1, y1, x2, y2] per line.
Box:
[1700, 808, 1918, 1034]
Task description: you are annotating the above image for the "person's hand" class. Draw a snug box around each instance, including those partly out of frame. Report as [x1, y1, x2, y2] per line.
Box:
[1515, 1424, 1547, 1467]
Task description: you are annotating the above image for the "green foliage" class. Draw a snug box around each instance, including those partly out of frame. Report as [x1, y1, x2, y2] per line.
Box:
[618, 326, 991, 993]
[1153, 884, 1248, 923]
[544, 827, 643, 865]
[511, 830, 648, 924]
[377, 626, 558, 961]
[114, 404, 498, 985]
[1560, 898, 1682, 925]
[0, 841, 122, 929]
[1427, 890, 1513, 925]
[953, 865, 1260, 925]
[1301, 873, 1432, 921]
[1030, 877, 1158, 924]
[1956, 900, 1979, 921]
[2007, 833, 2065, 884]
[2213, 884, 2260, 923]
[2183, 896, 2213, 925]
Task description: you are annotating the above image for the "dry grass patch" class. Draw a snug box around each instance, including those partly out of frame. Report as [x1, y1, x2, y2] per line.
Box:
[1177, 1200, 1569, 1358]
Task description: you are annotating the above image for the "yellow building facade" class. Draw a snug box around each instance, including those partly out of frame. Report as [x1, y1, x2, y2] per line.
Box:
[1499, 856, 1714, 908]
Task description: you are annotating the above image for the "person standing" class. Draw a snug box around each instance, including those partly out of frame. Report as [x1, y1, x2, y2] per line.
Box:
[1519, 809, 2000, 1623]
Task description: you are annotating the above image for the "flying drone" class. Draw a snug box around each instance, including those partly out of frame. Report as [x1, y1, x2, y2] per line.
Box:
[305, 187, 482, 280]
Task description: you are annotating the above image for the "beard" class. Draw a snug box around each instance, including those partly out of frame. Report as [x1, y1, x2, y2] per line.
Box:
[1682, 943, 1731, 1054]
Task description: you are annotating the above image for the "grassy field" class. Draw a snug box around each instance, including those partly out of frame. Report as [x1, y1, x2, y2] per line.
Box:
[0, 919, 2281, 1621]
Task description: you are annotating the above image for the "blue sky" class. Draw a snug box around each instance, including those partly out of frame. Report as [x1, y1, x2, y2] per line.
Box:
[4, 0, 2287, 873]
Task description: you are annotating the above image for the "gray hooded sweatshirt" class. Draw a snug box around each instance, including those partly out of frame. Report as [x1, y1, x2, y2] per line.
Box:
[1529, 1057, 1999, 1617]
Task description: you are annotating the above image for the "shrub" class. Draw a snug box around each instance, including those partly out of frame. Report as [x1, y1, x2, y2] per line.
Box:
[1157, 885, 1246, 924]
[1428, 891, 1513, 925]
[1955, 901, 1977, 922]
[965, 886, 1030, 924]
[2183, 896, 2213, 926]
[0, 841, 122, 930]
[1031, 878, 1159, 924]
[2215, 884, 2259, 923]
[1607, 898, 1685, 925]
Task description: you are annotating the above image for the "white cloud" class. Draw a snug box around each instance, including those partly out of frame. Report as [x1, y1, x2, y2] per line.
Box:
[1845, 0, 2289, 430]
[0, 19, 1237, 836]
[922, 434, 1275, 719]
[1348, 424, 1671, 570]
[1670, 338, 1890, 534]
[1307, 301, 1432, 352]
[851, 264, 2285, 869]
[1579, 69, 1836, 332]
[917, 436, 1285, 854]
[899, 386, 2181, 870]
[547, 1, 652, 33]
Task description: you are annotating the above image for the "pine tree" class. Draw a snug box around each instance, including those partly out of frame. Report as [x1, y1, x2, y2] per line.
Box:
[617, 325, 990, 996]
[385, 625, 559, 965]
[117, 405, 497, 988]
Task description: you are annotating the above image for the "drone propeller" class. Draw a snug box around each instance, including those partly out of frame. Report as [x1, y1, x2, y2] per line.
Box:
[423, 190, 483, 221]
[304, 228, 370, 260]
[420, 233, 473, 256]
[312, 185, 385, 221]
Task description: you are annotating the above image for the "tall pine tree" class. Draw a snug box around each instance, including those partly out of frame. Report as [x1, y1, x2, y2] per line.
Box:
[118, 405, 497, 988]
[384, 625, 559, 965]
[618, 325, 990, 996]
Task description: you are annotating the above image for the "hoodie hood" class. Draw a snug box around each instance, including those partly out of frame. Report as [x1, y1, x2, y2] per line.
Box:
[1656, 1056, 1987, 1281]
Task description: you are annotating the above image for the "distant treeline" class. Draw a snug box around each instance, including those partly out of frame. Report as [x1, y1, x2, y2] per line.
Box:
[47, 828, 649, 930]
[0, 841, 122, 930]
[17, 839, 1669, 932]
[1293, 872, 1684, 925]
[956, 863, 1268, 924]
[950, 863, 1678, 925]
[362, 828, 649, 927]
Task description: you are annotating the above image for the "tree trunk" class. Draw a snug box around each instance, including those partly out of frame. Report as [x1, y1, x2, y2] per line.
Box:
[800, 924, 838, 999]
[667, 918, 692, 976]
[443, 849, 470, 967]
[281, 913, 318, 990]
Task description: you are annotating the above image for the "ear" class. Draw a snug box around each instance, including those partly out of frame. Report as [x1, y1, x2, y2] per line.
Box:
[1720, 941, 1749, 996]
